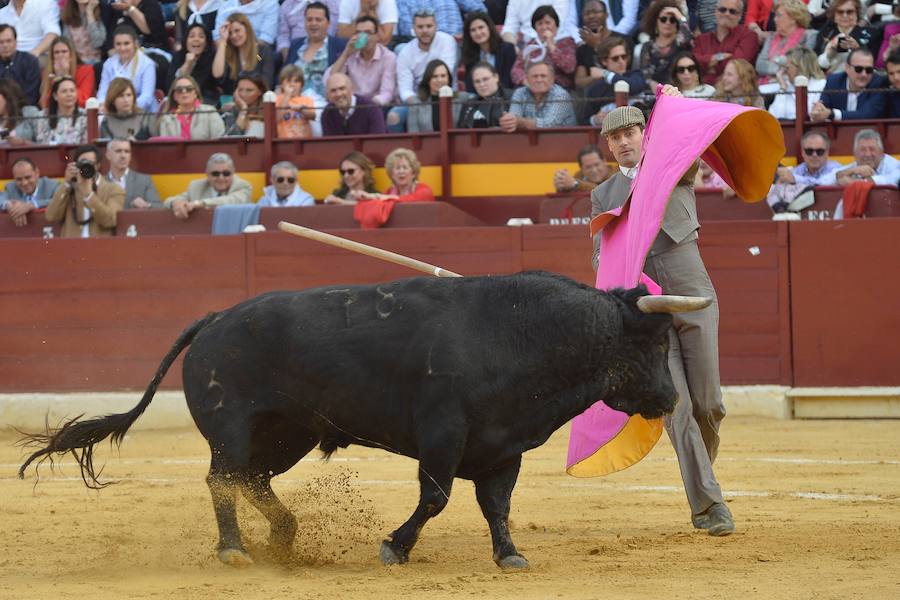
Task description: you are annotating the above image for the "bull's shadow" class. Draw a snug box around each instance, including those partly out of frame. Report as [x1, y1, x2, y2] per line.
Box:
[18, 271, 708, 569]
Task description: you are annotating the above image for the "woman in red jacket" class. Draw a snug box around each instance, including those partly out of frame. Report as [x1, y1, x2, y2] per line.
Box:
[359, 148, 435, 203]
[39, 36, 95, 109]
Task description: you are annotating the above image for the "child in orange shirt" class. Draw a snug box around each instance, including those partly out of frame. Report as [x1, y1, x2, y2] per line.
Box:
[276, 65, 316, 139]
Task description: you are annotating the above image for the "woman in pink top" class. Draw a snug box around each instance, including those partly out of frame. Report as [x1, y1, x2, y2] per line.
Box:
[357, 148, 434, 203]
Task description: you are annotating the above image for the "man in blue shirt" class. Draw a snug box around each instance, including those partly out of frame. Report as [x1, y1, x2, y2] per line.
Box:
[0, 24, 40, 106]
[395, 0, 486, 37]
[1, 157, 60, 227]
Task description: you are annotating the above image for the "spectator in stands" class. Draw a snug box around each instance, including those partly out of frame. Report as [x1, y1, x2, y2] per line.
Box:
[158, 75, 227, 139]
[408, 59, 470, 132]
[321, 72, 389, 134]
[223, 74, 267, 136]
[694, 0, 761, 85]
[213, 13, 276, 94]
[815, 0, 873, 74]
[511, 6, 577, 90]
[1, 157, 60, 226]
[168, 23, 220, 105]
[874, 3, 900, 69]
[461, 12, 516, 92]
[773, 131, 841, 186]
[714, 58, 764, 106]
[500, 60, 576, 131]
[811, 49, 888, 121]
[164, 152, 253, 218]
[40, 36, 95, 109]
[574, 0, 612, 90]
[105, 138, 162, 208]
[637, 0, 692, 89]
[761, 47, 826, 119]
[277, 0, 340, 62]
[744, 0, 776, 41]
[0, 25, 41, 106]
[34, 76, 87, 145]
[392, 9, 458, 131]
[553, 143, 610, 192]
[754, 0, 816, 84]
[357, 147, 435, 201]
[670, 51, 716, 97]
[396, 0, 487, 39]
[0, 0, 60, 56]
[46, 144, 125, 237]
[97, 26, 157, 113]
[325, 15, 397, 107]
[502, 0, 574, 44]
[276, 65, 316, 138]
[104, 0, 170, 86]
[287, 1, 347, 99]
[60, 0, 106, 67]
[583, 36, 647, 126]
[337, 0, 397, 41]
[258, 161, 316, 206]
[831, 129, 900, 186]
[457, 61, 510, 128]
[323, 150, 379, 204]
[694, 0, 720, 33]
[174, 0, 219, 48]
[100, 77, 153, 139]
[602, 0, 639, 35]
[0, 79, 41, 143]
[214, 0, 278, 47]
[886, 50, 900, 118]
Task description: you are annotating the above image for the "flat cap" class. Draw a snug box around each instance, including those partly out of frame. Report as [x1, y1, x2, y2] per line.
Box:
[600, 106, 645, 136]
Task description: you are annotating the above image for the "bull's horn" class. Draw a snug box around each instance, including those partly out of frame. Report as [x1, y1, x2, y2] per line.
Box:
[636, 295, 713, 314]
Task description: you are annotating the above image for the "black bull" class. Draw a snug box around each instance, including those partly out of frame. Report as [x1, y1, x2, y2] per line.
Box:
[19, 271, 683, 569]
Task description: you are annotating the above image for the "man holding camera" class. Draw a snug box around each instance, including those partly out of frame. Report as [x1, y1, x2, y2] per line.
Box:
[45, 145, 125, 238]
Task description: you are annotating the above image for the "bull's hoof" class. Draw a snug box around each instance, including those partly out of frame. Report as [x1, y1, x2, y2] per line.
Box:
[379, 540, 408, 566]
[496, 554, 530, 570]
[218, 548, 254, 567]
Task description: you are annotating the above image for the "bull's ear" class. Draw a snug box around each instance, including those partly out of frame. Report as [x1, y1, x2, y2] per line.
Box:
[630, 312, 674, 340]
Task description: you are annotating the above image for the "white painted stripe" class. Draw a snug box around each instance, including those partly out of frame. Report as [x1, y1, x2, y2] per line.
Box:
[645, 456, 900, 466]
[2, 475, 890, 503]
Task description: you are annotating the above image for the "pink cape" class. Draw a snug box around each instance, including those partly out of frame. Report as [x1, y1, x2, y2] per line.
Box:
[566, 89, 785, 477]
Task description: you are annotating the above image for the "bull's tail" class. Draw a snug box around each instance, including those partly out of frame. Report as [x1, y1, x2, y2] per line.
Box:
[17, 312, 219, 488]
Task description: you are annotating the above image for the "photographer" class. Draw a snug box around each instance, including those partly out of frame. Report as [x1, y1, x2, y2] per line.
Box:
[45, 145, 125, 238]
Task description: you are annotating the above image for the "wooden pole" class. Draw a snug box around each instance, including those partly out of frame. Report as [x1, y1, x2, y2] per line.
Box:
[277, 221, 462, 278]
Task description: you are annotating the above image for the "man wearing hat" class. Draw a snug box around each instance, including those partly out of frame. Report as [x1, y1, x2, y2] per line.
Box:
[590, 93, 735, 536]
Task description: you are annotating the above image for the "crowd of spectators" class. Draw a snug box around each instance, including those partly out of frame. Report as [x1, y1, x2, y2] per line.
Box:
[0, 0, 896, 144]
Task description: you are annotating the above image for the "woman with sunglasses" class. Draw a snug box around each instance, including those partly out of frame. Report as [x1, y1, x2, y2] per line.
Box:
[713, 58, 765, 107]
[669, 52, 716, 97]
[257, 161, 315, 206]
[814, 0, 873, 74]
[157, 75, 226, 139]
[100, 77, 153, 139]
[637, 0, 693, 88]
[323, 151, 378, 205]
[755, 0, 817, 84]
[461, 12, 516, 93]
[760, 47, 825, 119]
[34, 76, 88, 145]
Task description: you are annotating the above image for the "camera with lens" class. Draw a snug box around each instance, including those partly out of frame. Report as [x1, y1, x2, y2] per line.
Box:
[76, 160, 96, 180]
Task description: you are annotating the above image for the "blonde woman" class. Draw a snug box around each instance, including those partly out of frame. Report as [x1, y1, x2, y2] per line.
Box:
[357, 148, 435, 203]
[714, 59, 765, 108]
[755, 0, 816, 83]
[212, 12, 275, 95]
[760, 47, 826, 119]
[157, 76, 226, 140]
[97, 25, 157, 112]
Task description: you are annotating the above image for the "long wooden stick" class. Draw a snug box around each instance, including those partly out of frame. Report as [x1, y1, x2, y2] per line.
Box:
[277, 221, 463, 278]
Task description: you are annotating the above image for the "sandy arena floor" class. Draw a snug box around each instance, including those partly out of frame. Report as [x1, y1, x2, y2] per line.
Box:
[1, 416, 899, 599]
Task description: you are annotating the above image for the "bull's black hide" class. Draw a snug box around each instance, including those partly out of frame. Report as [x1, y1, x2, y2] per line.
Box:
[19, 271, 677, 570]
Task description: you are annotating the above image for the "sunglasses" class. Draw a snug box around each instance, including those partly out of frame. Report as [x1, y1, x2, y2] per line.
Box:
[210, 170, 232, 178]
[658, 15, 678, 24]
[676, 64, 697, 73]
[608, 54, 628, 62]
[717, 6, 740, 15]
[803, 148, 826, 156]
[340, 167, 358, 176]
[174, 85, 195, 93]
[849, 65, 874, 74]
[275, 176, 296, 184]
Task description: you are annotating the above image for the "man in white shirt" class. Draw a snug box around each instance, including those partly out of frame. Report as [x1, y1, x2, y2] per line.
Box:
[337, 0, 397, 41]
[832, 129, 900, 187]
[0, 0, 59, 56]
